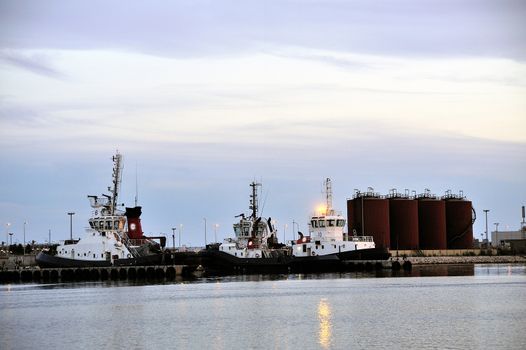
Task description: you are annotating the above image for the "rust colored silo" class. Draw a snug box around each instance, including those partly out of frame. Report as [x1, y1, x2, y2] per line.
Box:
[346, 199, 355, 236]
[445, 199, 474, 249]
[418, 198, 447, 250]
[349, 195, 390, 249]
[389, 198, 419, 250]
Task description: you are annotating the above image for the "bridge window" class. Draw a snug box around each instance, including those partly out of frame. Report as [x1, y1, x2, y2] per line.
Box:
[337, 219, 345, 227]
[105, 221, 112, 230]
[99, 221, 104, 229]
[328, 220, 335, 227]
[114, 221, 119, 230]
[311, 220, 318, 228]
[318, 220, 326, 228]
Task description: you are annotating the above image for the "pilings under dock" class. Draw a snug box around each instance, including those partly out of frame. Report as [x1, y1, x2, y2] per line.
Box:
[0, 265, 191, 284]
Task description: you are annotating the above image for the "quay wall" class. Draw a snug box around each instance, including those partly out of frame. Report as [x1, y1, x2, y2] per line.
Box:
[406, 255, 526, 265]
[389, 249, 501, 257]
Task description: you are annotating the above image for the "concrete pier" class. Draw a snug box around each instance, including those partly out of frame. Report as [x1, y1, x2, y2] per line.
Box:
[0, 265, 190, 284]
[341, 259, 412, 271]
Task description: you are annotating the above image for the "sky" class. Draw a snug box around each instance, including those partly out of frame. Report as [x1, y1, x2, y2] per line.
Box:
[1, 0, 525, 246]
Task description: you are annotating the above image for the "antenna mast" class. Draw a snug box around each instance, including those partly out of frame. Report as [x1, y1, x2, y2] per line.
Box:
[249, 181, 261, 219]
[135, 161, 138, 207]
[110, 152, 123, 215]
[325, 178, 333, 215]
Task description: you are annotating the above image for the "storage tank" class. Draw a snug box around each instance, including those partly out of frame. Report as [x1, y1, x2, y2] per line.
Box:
[348, 189, 390, 249]
[388, 192, 419, 250]
[417, 195, 447, 250]
[346, 199, 355, 236]
[443, 191, 474, 249]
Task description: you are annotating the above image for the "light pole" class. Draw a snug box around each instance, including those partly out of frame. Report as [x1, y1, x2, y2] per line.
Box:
[48, 229, 51, 246]
[214, 224, 219, 243]
[9, 232, 13, 246]
[203, 218, 207, 246]
[171, 227, 176, 250]
[23, 221, 27, 255]
[283, 224, 288, 243]
[292, 221, 299, 241]
[5, 222, 11, 252]
[483, 209, 489, 252]
[67, 212, 75, 240]
[493, 222, 499, 246]
[179, 224, 183, 247]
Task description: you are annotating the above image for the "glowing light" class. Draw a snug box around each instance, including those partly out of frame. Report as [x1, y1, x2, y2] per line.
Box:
[318, 298, 332, 349]
[316, 204, 327, 215]
[302, 237, 307, 243]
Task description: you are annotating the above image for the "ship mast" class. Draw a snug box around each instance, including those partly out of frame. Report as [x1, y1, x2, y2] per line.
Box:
[325, 178, 334, 215]
[110, 152, 123, 215]
[249, 181, 261, 219]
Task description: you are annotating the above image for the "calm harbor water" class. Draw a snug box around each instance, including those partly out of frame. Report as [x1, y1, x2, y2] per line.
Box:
[1, 264, 525, 350]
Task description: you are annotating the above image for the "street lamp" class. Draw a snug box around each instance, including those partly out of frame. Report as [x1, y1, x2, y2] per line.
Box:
[179, 224, 183, 247]
[292, 221, 299, 241]
[214, 224, 219, 243]
[23, 221, 27, 255]
[203, 218, 207, 246]
[171, 227, 176, 250]
[5, 223, 11, 251]
[483, 209, 489, 252]
[67, 212, 75, 240]
[493, 222, 499, 249]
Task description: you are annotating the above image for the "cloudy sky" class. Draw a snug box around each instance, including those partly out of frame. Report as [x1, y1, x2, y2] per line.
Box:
[1, 0, 525, 246]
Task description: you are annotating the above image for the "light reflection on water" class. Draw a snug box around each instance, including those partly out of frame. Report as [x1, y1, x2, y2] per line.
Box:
[1, 264, 525, 350]
[317, 298, 332, 349]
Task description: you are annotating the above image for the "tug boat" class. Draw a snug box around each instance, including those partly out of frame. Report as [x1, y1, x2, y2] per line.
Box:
[36, 152, 164, 268]
[290, 178, 390, 272]
[203, 182, 291, 275]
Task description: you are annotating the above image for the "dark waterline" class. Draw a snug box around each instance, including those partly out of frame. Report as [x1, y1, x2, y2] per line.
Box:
[1, 264, 525, 350]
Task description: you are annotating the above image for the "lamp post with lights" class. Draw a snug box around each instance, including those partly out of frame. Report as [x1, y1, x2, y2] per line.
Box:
[67, 212, 75, 240]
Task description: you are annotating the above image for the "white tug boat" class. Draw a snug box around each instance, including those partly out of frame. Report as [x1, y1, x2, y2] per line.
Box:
[290, 178, 389, 270]
[36, 152, 163, 268]
[204, 182, 291, 274]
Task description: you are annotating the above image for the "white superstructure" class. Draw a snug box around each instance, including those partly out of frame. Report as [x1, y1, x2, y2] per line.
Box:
[293, 178, 376, 258]
[219, 182, 282, 258]
[53, 153, 135, 264]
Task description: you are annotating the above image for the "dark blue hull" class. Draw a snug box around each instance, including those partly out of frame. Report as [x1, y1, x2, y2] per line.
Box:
[201, 247, 390, 275]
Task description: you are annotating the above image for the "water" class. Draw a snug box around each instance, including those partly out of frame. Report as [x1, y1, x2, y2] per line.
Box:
[1, 264, 525, 350]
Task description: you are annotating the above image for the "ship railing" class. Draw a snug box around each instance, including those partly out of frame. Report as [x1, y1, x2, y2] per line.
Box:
[349, 235, 374, 242]
[120, 234, 142, 258]
[88, 195, 111, 208]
